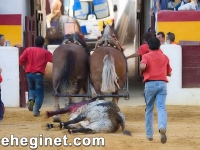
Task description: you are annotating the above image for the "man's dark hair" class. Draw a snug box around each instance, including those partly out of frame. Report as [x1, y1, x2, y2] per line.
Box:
[35, 36, 45, 47]
[143, 32, 153, 42]
[0, 34, 4, 39]
[147, 37, 161, 50]
[167, 32, 175, 42]
[157, 32, 165, 38]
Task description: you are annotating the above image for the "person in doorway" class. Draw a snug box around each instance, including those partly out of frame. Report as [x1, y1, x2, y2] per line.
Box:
[46, 0, 62, 28]
[166, 32, 177, 44]
[140, 37, 172, 144]
[0, 68, 5, 123]
[156, 32, 166, 45]
[126, 32, 153, 59]
[19, 36, 52, 116]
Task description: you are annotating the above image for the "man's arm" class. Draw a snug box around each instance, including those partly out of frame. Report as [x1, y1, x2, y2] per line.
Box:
[46, 51, 53, 63]
[19, 49, 28, 66]
[126, 52, 140, 59]
[139, 63, 147, 72]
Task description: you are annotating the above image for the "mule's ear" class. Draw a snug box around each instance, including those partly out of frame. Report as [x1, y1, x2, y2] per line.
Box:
[103, 21, 106, 29]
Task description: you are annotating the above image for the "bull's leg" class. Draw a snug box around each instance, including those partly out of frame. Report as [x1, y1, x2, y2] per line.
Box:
[112, 90, 119, 105]
[51, 112, 87, 130]
[68, 128, 94, 134]
[53, 96, 61, 122]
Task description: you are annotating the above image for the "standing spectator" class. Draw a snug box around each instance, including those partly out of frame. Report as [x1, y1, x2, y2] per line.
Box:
[19, 36, 52, 116]
[174, 0, 190, 11]
[178, 0, 198, 10]
[154, 0, 169, 32]
[157, 32, 167, 45]
[0, 68, 5, 123]
[140, 37, 172, 144]
[126, 32, 153, 59]
[166, 32, 177, 44]
[0, 34, 5, 46]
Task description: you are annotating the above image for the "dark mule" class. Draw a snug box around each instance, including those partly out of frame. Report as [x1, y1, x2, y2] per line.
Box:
[52, 20, 89, 122]
[90, 23, 126, 104]
[44, 99, 132, 136]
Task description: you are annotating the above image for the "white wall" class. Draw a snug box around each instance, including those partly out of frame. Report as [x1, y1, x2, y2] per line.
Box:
[0, 47, 20, 107]
[162, 45, 200, 106]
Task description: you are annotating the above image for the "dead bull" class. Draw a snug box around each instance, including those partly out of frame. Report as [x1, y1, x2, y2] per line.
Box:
[44, 99, 132, 136]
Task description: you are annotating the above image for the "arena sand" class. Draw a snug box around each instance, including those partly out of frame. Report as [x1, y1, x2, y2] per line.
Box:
[0, 105, 200, 150]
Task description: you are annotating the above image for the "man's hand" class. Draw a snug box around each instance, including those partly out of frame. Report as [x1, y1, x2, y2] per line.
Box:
[139, 63, 146, 72]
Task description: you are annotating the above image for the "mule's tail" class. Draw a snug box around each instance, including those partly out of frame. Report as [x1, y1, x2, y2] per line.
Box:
[118, 112, 132, 136]
[59, 51, 75, 92]
[101, 54, 120, 93]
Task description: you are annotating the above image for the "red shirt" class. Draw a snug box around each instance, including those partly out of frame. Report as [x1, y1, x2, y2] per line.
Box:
[140, 50, 172, 82]
[19, 47, 52, 75]
[137, 44, 150, 56]
[0, 75, 2, 82]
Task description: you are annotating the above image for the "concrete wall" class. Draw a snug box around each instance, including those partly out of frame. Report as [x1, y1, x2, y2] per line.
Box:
[0, 47, 20, 107]
[0, 0, 31, 45]
[162, 45, 200, 106]
[157, 11, 200, 44]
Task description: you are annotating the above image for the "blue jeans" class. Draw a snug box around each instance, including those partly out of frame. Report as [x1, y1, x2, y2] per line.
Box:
[144, 81, 167, 138]
[0, 89, 5, 120]
[26, 73, 44, 114]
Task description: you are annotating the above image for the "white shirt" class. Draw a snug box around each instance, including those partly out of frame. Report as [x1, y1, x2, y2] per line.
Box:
[178, 1, 196, 10]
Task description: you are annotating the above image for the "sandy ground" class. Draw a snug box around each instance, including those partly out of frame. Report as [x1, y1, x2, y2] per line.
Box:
[0, 104, 200, 150]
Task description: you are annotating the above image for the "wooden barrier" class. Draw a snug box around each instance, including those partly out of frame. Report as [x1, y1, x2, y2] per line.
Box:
[19, 47, 27, 107]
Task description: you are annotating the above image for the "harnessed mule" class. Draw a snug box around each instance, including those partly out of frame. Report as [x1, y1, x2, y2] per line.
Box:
[51, 18, 89, 122]
[89, 23, 127, 104]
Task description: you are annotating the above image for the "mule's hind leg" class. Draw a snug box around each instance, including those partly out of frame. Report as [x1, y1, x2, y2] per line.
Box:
[112, 89, 119, 105]
[93, 82, 104, 100]
[53, 96, 61, 122]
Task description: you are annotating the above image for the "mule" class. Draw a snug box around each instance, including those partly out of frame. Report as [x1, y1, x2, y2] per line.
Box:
[52, 23, 89, 122]
[44, 99, 132, 136]
[90, 23, 127, 104]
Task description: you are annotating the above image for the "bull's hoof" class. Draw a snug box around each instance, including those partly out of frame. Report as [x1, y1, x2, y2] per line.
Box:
[54, 123, 62, 130]
[53, 115, 61, 122]
[68, 129, 73, 134]
[41, 123, 53, 130]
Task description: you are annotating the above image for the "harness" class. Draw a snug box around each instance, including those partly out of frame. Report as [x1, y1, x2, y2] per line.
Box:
[94, 34, 124, 52]
[62, 33, 90, 53]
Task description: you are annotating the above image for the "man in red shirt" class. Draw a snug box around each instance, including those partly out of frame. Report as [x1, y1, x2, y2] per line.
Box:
[140, 37, 172, 144]
[126, 32, 153, 59]
[19, 36, 52, 116]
